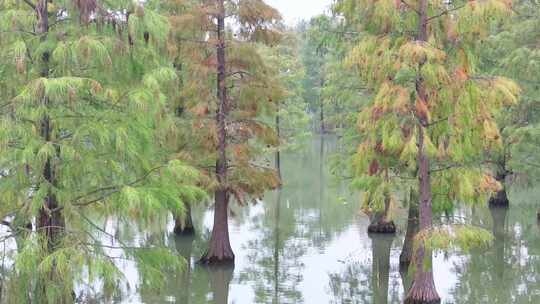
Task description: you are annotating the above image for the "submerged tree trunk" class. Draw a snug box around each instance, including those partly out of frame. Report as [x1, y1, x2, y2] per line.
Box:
[174, 202, 195, 235]
[400, 190, 419, 269]
[370, 234, 394, 304]
[200, 0, 234, 265]
[367, 195, 396, 234]
[405, 2, 440, 302]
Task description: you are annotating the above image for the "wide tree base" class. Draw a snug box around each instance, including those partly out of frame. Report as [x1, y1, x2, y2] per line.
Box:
[198, 252, 235, 266]
[404, 274, 441, 304]
[404, 297, 441, 304]
[489, 190, 509, 208]
[404, 288, 441, 304]
[399, 257, 411, 271]
[174, 225, 195, 236]
[368, 221, 396, 234]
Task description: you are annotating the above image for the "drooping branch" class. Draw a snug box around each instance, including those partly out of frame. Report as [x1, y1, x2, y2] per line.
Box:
[50, 165, 166, 211]
[427, 4, 469, 22]
[22, 0, 36, 10]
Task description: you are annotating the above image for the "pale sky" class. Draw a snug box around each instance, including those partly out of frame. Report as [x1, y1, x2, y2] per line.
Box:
[266, 0, 332, 24]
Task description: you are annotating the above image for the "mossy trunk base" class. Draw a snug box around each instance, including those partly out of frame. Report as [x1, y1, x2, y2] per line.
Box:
[174, 215, 194, 236]
[367, 221, 396, 234]
[489, 189, 509, 208]
[199, 251, 235, 266]
[174, 224, 195, 236]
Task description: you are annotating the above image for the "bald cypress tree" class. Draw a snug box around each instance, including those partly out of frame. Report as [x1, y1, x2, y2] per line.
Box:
[334, 0, 519, 302]
[0, 0, 205, 301]
[482, 0, 540, 208]
[166, 0, 282, 265]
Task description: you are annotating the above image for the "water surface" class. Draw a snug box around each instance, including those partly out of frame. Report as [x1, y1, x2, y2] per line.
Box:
[123, 135, 540, 304]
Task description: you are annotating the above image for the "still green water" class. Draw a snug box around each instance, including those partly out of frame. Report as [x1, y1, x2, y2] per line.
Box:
[120, 135, 540, 304]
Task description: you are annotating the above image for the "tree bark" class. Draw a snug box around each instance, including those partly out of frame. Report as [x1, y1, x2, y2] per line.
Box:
[405, 1, 440, 302]
[200, 192, 235, 265]
[400, 190, 419, 269]
[404, 126, 440, 304]
[200, 0, 234, 265]
[174, 202, 195, 235]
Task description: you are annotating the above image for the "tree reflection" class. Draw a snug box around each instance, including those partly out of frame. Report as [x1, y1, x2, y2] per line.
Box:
[238, 190, 306, 304]
[370, 234, 394, 304]
[450, 189, 540, 303]
[328, 233, 399, 304]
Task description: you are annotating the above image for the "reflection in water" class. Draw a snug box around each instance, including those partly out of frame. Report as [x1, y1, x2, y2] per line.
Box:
[370, 234, 394, 304]
[117, 135, 540, 304]
[450, 202, 540, 304]
[208, 266, 234, 304]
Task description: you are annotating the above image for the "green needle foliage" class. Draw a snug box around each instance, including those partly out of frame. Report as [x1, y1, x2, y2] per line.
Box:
[259, 32, 311, 152]
[333, 0, 520, 302]
[164, 0, 283, 264]
[482, 0, 540, 184]
[334, 0, 519, 223]
[0, 0, 205, 302]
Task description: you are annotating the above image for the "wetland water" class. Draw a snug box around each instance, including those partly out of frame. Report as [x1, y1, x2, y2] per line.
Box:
[119, 135, 540, 304]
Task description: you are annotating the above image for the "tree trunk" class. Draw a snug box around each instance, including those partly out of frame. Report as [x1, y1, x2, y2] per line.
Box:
[489, 173, 509, 208]
[405, 1, 440, 302]
[404, 123, 440, 304]
[276, 104, 282, 181]
[319, 79, 325, 134]
[200, 0, 234, 265]
[370, 234, 393, 304]
[400, 190, 419, 269]
[174, 202, 195, 235]
[35, 0, 65, 251]
[367, 195, 396, 234]
[200, 190, 235, 264]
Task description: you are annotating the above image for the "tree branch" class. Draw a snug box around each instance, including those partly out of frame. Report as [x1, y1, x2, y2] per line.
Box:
[401, 0, 421, 15]
[427, 4, 468, 22]
[22, 0, 36, 10]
